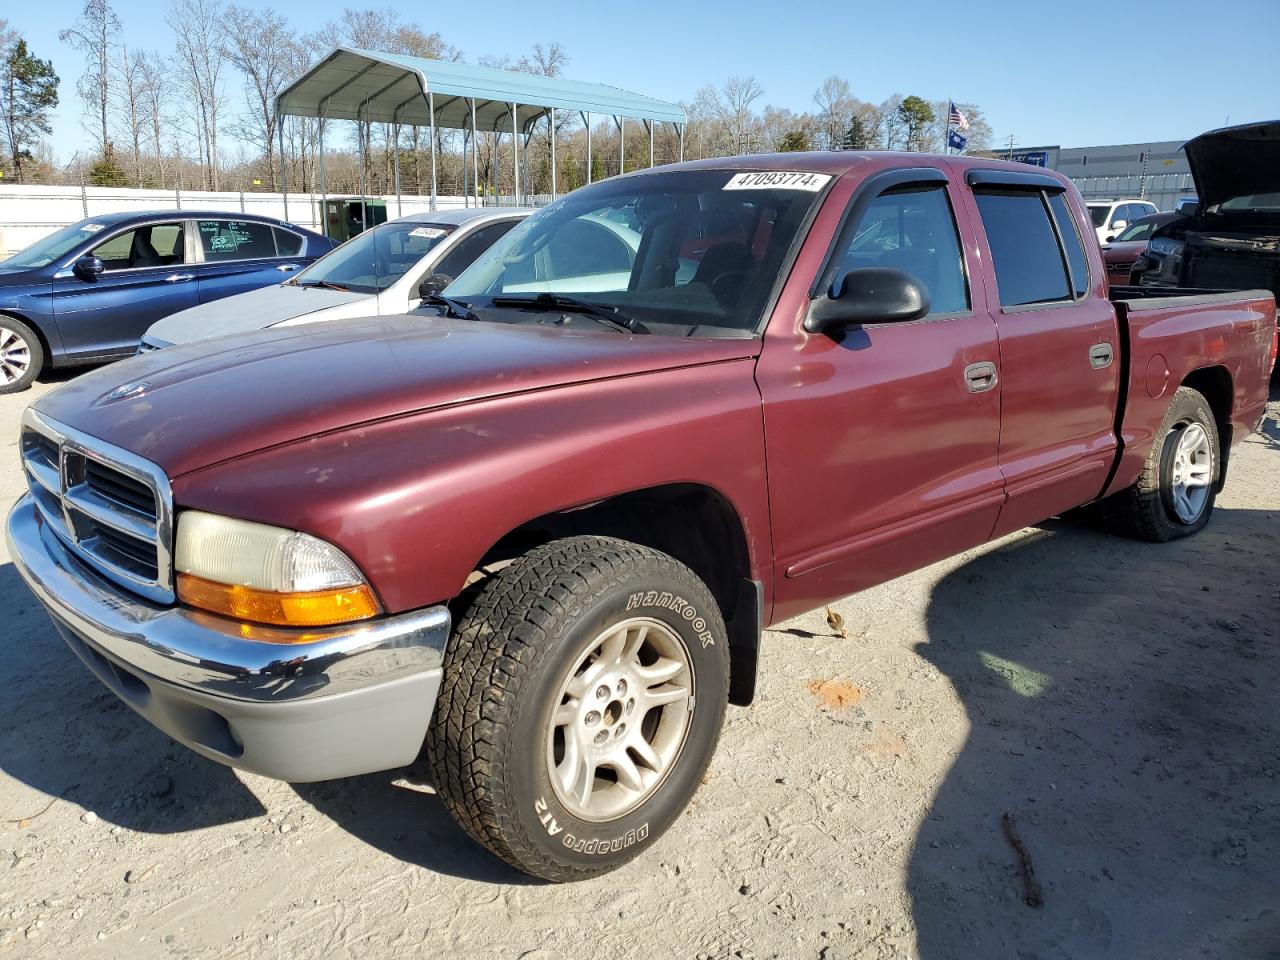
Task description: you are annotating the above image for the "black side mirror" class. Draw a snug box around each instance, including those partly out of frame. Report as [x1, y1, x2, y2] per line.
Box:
[73, 255, 105, 280]
[416, 273, 454, 300]
[804, 267, 930, 335]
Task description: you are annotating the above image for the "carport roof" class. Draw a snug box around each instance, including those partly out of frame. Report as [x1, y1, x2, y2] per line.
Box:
[275, 47, 687, 133]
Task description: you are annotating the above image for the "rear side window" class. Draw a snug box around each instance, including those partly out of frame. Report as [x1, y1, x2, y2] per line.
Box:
[1047, 193, 1090, 298]
[974, 190, 1070, 307]
[273, 228, 304, 256]
[197, 220, 278, 261]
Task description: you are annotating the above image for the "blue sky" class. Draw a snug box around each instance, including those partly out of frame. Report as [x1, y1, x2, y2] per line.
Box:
[11, 0, 1280, 162]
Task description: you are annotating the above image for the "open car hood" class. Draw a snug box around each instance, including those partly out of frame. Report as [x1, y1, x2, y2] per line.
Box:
[1183, 120, 1280, 209]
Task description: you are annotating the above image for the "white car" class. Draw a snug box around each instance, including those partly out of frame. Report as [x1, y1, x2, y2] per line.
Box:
[140, 207, 532, 350]
[1086, 199, 1159, 245]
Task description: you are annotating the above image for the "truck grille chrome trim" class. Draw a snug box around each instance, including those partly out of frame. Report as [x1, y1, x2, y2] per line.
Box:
[20, 408, 175, 604]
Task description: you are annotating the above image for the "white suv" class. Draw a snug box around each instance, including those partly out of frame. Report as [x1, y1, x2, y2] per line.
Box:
[1086, 199, 1159, 244]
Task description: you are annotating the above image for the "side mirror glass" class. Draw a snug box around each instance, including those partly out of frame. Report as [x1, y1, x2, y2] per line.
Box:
[416, 273, 454, 301]
[804, 267, 930, 335]
[1110, 219, 1127, 232]
[74, 255, 105, 280]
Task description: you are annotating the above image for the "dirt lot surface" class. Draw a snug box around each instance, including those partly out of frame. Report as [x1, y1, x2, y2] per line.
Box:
[1, 374, 1277, 960]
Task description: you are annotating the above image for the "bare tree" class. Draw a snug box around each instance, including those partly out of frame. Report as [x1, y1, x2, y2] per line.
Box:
[718, 76, 764, 153]
[137, 51, 171, 183]
[59, 0, 120, 154]
[113, 45, 148, 184]
[167, 0, 227, 189]
[223, 5, 294, 187]
[812, 75, 852, 151]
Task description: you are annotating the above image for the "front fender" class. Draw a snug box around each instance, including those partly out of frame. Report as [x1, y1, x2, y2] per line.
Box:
[171, 359, 772, 614]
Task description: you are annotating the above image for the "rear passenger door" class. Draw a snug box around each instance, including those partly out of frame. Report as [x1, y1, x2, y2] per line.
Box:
[193, 219, 305, 304]
[963, 172, 1121, 537]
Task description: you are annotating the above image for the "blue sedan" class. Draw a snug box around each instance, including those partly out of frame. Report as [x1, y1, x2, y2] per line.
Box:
[0, 210, 335, 393]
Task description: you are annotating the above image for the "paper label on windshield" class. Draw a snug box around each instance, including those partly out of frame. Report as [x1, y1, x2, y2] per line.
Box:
[409, 227, 447, 239]
[723, 172, 831, 192]
[82, 223, 105, 233]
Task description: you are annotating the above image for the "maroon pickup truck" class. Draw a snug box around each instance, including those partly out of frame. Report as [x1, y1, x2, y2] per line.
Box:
[7, 153, 1276, 881]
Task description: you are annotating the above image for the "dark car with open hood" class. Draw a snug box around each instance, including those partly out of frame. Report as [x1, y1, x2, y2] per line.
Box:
[1134, 121, 1280, 332]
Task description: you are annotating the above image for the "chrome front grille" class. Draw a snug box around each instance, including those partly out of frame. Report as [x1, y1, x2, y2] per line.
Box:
[20, 409, 174, 604]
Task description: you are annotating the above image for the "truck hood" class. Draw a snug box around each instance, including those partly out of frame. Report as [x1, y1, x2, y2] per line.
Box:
[34, 314, 759, 479]
[144, 283, 372, 345]
[1183, 120, 1280, 209]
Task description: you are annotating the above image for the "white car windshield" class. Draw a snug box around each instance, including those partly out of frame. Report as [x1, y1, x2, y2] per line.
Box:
[444, 169, 829, 336]
[292, 221, 456, 294]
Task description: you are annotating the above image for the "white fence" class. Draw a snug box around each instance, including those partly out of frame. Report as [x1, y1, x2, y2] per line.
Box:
[0, 184, 542, 257]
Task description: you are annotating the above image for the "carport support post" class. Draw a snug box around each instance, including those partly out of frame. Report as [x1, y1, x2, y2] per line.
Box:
[511, 103, 520, 206]
[277, 115, 289, 221]
[550, 107, 557, 200]
[647, 120, 654, 168]
[470, 98, 479, 207]
[358, 100, 368, 232]
[679, 123, 685, 162]
[584, 111, 592, 184]
[618, 116, 625, 175]
[428, 90, 438, 212]
[318, 100, 327, 219]
[392, 112, 402, 217]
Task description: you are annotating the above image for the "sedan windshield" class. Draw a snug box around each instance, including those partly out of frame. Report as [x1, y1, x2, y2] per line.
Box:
[444, 168, 830, 336]
[1, 221, 107, 269]
[292, 220, 456, 293]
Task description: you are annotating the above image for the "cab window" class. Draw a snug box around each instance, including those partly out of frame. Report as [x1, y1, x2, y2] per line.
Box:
[833, 184, 969, 315]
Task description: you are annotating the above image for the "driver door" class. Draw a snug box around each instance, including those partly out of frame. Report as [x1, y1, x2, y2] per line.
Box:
[50, 220, 196, 360]
[756, 169, 1005, 622]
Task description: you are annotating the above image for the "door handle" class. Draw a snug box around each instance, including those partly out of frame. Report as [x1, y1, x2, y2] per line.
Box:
[963, 361, 998, 393]
[1089, 343, 1114, 368]
[276, 263, 300, 272]
[164, 273, 194, 283]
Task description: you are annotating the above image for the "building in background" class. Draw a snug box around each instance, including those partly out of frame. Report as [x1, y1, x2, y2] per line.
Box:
[976, 140, 1195, 211]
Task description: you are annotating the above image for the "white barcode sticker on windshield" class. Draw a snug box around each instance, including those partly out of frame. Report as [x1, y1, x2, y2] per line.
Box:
[723, 172, 831, 192]
[82, 223, 105, 233]
[409, 227, 447, 239]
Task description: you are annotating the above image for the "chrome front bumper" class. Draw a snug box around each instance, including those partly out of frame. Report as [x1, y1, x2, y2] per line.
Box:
[6, 495, 450, 781]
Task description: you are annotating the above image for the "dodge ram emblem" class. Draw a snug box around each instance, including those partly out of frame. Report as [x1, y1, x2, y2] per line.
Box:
[107, 380, 152, 401]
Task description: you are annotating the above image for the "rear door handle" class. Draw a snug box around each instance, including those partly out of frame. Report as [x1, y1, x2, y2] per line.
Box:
[964, 361, 998, 393]
[1089, 343, 1114, 368]
[164, 273, 194, 283]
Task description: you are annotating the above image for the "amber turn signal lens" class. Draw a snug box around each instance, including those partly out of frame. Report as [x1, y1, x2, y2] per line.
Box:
[176, 573, 381, 629]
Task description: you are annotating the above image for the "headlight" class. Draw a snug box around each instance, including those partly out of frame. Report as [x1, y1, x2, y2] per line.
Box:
[1147, 238, 1183, 257]
[174, 511, 380, 628]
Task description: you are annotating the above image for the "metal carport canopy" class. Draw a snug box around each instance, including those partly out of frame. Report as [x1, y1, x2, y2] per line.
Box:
[275, 47, 687, 132]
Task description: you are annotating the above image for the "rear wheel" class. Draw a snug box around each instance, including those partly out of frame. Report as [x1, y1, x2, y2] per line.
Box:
[0, 317, 42, 395]
[1099, 386, 1219, 541]
[427, 535, 730, 881]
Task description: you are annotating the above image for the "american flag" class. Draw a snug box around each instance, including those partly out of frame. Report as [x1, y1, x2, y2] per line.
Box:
[948, 103, 970, 131]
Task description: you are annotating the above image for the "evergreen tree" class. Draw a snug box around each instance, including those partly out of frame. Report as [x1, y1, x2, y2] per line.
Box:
[88, 143, 128, 185]
[841, 114, 870, 150]
[778, 129, 810, 152]
[1, 37, 59, 183]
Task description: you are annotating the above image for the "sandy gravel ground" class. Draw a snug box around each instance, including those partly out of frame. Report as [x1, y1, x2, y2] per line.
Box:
[0, 373, 1277, 960]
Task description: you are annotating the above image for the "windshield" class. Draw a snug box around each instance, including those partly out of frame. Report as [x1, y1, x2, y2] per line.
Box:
[1218, 192, 1280, 213]
[1088, 205, 1110, 227]
[1115, 219, 1156, 242]
[1, 221, 108, 270]
[444, 168, 829, 335]
[292, 220, 456, 293]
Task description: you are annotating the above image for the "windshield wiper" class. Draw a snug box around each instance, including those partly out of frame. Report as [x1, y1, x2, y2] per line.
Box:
[296, 279, 350, 291]
[423, 293, 483, 323]
[490, 293, 650, 334]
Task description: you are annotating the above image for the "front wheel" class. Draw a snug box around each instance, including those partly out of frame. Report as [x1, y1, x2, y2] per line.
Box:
[0, 316, 43, 395]
[428, 536, 730, 881]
